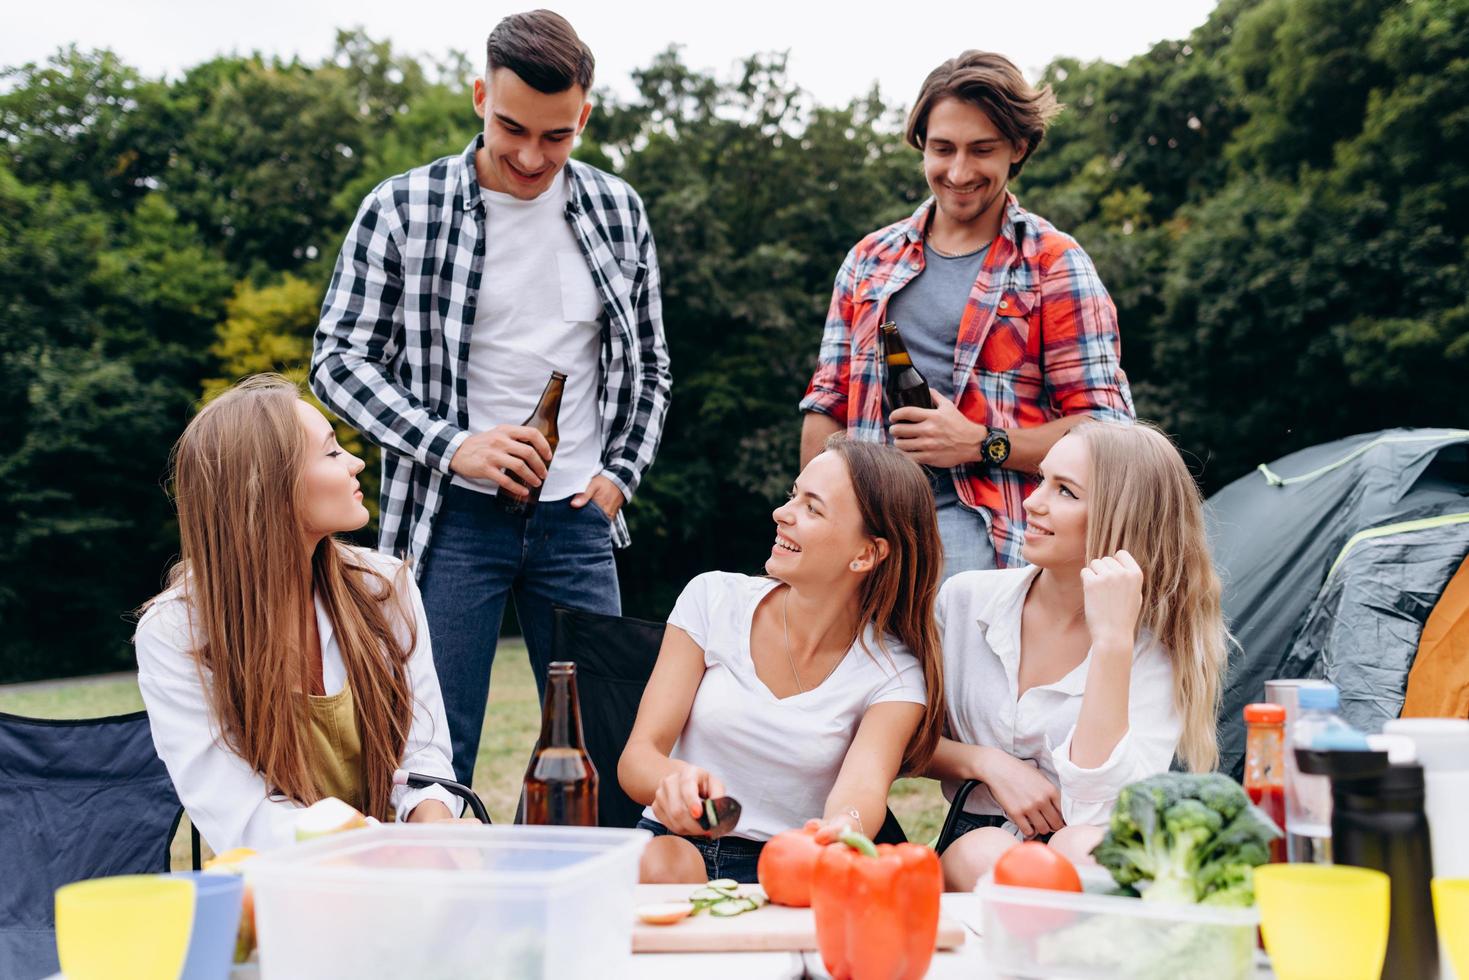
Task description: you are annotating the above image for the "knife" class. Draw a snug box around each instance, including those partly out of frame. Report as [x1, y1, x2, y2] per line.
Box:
[697, 796, 743, 838]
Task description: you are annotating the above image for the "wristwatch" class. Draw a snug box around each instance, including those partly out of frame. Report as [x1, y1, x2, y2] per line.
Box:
[981, 428, 1011, 466]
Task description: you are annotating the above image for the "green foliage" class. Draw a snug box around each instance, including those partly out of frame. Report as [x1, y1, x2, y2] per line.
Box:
[1, 3, 1465, 678]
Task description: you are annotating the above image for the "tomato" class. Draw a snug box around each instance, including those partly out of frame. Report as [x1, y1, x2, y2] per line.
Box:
[993, 842, 1083, 892]
[990, 842, 1082, 941]
[757, 819, 825, 907]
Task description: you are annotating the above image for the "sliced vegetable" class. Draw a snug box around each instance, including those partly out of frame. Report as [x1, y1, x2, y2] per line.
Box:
[636, 901, 696, 925]
[706, 878, 740, 891]
[709, 897, 761, 916]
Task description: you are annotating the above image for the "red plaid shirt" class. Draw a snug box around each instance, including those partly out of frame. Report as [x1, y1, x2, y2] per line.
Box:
[800, 196, 1134, 566]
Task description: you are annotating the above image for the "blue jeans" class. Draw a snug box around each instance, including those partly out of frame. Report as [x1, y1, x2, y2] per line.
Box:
[636, 817, 765, 884]
[419, 486, 621, 784]
[934, 481, 998, 581]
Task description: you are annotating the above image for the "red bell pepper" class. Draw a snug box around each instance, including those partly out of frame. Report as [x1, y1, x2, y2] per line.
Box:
[811, 831, 943, 980]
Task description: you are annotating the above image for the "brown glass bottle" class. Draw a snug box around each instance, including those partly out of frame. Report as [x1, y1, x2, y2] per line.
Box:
[497, 371, 566, 517]
[521, 661, 598, 826]
[880, 321, 934, 413]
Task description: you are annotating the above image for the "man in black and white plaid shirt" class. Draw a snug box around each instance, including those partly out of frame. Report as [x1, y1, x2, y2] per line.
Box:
[311, 10, 671, 785]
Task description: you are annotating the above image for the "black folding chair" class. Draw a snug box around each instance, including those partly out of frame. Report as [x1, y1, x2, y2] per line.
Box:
[549, 606, 908, 844]
[0, 709, 191, 980]
[935, 778, 985, 854]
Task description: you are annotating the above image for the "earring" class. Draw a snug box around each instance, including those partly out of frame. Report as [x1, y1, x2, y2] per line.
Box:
[850, 561, 861, 571]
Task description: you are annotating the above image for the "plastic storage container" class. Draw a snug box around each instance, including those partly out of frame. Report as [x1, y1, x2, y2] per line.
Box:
[975, 869, 1260, 980]
[248, 823, 649, 980]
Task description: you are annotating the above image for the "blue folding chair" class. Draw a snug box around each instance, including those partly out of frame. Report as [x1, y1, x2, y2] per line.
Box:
[0, 709, 188, 980]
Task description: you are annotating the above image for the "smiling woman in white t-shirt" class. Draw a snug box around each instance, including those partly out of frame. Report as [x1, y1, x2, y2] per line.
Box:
[618, 439, 946, 884]
[929, 421, 1229, 891]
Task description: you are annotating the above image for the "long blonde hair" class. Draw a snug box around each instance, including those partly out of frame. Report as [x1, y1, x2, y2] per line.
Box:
[153, 374, 414, 819]
[824, 437, 946, 775]
[1071, 421, 1228, 773]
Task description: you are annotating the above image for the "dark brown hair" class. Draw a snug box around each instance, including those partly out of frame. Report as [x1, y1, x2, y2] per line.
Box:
[824, 436, 945, 775]
[905, 50, 1062, 178]
[486, 9, 595, 94]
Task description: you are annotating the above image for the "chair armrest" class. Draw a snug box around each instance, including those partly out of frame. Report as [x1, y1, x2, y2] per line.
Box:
[935, 779, 983, 855]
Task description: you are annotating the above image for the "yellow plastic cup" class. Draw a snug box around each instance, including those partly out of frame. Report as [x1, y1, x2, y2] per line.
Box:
[1433, 878, 1469, 978]
[55, 875, 195, 980]
[1255, 864, 1390, 980]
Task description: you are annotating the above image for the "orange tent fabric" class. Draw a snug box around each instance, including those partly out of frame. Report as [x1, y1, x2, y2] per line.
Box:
[1403, 554, 1469, 719]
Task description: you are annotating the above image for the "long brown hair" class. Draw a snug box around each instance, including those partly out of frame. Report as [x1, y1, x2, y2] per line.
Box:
[824, 437, 946, 775]
[153, 374, 415, 819]
[1071, 421, 1229, 773]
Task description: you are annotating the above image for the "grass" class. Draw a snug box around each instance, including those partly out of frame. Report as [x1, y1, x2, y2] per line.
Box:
[0, 641, 948, 863]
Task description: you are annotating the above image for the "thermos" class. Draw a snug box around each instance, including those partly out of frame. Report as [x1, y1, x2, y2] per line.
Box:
[1298, 748, 1440, 979]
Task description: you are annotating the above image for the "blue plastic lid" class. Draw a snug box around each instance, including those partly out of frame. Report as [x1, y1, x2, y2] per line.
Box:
[1298, 685, 1340, 710]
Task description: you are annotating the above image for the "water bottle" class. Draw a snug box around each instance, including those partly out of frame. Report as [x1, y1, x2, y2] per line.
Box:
[1284, 685, 1365, 862]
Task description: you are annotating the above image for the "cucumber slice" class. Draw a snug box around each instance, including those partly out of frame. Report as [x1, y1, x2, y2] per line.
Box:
[708, 898, 759, 916]
[705, 878, 740, 891]
[689, 887, 728, 903]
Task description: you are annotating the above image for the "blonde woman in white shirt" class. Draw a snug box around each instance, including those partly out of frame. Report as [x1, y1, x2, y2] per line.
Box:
[135, 375, 461, 853]
[931, 420, 1227, 891]
[619, 439, 946, 883]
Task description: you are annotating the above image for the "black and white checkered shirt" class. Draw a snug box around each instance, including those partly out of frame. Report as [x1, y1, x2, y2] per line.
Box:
[311, 136, 671, 568]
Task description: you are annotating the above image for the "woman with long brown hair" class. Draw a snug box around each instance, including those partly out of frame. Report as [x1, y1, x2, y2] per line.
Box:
[135, 375, 460, 852]
[931, 420, 1228, 890]
[619, 437, 946, 883]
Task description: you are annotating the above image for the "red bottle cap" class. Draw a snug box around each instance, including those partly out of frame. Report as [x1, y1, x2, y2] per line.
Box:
[1244, 703, 1286, 725]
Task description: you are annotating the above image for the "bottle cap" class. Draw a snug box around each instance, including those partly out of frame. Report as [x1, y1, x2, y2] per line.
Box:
[1244, 703, 1286, 725]
[1297, 685, 1340, 710]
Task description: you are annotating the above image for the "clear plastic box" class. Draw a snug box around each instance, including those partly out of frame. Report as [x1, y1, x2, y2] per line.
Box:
[975, 869, 1260, 980]
[247, 824, 649, 980]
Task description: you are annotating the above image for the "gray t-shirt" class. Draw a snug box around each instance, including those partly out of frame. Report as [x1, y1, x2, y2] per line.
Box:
[885, 242, 990, 405]
[886, 241, 990, 506]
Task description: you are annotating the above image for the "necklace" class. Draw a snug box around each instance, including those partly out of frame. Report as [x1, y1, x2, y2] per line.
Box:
[928, 238, 992, 260]
[782, 587, 845, 694]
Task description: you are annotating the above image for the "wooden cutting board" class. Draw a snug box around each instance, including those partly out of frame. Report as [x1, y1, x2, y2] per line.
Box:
[630, 884, 967, 953]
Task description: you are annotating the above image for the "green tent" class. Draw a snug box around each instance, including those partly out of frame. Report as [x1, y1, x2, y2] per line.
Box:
[1208, 428, 1469, 777]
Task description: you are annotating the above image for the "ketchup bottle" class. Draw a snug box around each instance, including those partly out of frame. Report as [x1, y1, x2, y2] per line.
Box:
[1243, 702, 1287, 864]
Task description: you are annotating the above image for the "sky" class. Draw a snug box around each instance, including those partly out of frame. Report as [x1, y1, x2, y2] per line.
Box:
[6, 0, 1221, 107]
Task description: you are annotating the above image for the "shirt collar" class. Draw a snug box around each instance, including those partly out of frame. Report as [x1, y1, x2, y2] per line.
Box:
[459, 134, 590, 216]
[904, 192, 1037, 258]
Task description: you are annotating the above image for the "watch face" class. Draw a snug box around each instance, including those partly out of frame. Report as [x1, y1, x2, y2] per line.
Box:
[985, 434, 1009, 464]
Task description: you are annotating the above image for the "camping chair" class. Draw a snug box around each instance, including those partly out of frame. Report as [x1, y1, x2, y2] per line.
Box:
[547, 606, 908, 844]
[0, 709, 190, 980]
[934, 779, 985, 854]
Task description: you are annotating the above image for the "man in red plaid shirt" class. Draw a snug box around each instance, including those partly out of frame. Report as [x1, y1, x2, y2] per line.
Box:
[800, 51, 1134, 574]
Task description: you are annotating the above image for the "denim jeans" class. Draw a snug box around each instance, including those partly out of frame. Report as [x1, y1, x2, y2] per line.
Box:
[636, 817, 766, 884]
[418, 485, 621, 784]
[934, 479, 999, 581]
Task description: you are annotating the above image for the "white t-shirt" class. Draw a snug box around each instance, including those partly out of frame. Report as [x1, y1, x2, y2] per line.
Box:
[939, 565, 1182, 830]
[451, 171, 604, 502]
[134, 548, 458, 853]
[646, 572, 928, 841]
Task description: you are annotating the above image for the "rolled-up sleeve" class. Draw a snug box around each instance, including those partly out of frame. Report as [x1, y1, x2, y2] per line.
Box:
[1037, 242, 1135, 423]
[1049, 642, 1181, 827]
[798, 250, 860, 424]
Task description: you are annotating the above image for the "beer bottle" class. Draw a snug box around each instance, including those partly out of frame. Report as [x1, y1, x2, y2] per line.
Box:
[521, 661, 599, 826]
[497, 371, 566, 518]
[880, 322, 934, 413]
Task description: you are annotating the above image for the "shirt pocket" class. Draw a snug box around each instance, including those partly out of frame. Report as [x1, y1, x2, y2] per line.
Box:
[981, 289, 1043, 390]
[557, 250, 603, 322]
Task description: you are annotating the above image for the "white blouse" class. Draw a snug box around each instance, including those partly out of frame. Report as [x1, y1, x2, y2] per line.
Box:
[648, 572, 928, 841]
[939, 565, 1181, 830]
[134, 548, 458, 853]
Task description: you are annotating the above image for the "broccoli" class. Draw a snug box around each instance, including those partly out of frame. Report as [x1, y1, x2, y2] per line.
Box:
[1091, 772, 1281, 907]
